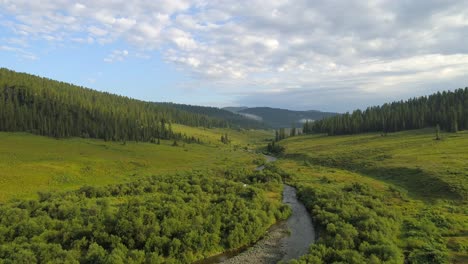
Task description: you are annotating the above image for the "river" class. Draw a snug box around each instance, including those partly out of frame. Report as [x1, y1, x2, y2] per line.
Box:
[195, 155, 315, 263]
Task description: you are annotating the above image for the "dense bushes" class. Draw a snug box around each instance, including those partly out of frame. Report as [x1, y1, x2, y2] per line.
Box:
[0, 169, 289, 263]
[285, 178, 452, 264]
[267, 140, 285, 155]
[291, 182, 405, 264]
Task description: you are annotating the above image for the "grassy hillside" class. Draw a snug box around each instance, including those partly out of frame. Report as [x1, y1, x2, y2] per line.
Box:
[282, 129, 468, 200]
[276, 129, 468, 263]
[0, 127, 272, 202]
[172, 124, 272, 147]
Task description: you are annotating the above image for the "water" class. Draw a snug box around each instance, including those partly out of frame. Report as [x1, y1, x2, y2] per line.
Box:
[280, 185, 315, 261]
[195, 155, 315, 263]
[255, 155, 278, 171]
[196, 185, 315, 264]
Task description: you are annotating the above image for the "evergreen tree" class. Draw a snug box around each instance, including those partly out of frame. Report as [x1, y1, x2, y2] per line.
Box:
[436, 124, 441, 140]
[291, 125, 296, 137]
[304, 88, 468, 135]
[0, 68, 261, 144]
[279, 128, 286, 140]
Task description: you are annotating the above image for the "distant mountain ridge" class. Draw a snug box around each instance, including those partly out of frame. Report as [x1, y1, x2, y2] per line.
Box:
[222, 106, 249, 113]
[223, 106, 337, 128]
[156, 103, 267, 129]
[0, 68, 266, 144]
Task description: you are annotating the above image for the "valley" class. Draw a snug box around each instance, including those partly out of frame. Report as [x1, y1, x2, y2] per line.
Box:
[277, 129, 468, 263]
[0, 68, 466, 263]
[2, 2, 468, 263]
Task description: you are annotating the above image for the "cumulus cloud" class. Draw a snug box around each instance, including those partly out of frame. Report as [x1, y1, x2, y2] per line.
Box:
[1, 0, 468, 110]
[0, 44, 38, 60]
[104, 49, 129, 63]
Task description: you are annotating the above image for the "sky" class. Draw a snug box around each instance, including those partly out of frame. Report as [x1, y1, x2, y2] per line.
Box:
[1, 1, 468, 112]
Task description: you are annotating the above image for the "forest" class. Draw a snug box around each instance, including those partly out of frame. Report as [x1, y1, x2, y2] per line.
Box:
[0, 167, 290, 263]
[0, 68, 258, 143]
[158, 103, 266, 129]
[303, 88, 468, 135]
[227, 107, 337, 129]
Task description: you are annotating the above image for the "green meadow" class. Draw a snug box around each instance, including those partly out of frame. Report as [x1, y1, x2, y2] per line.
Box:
[0, 127, 272, 202]
[172, 124, 273, 148]
[0, 129, 290, 263]
[282, 129, 468, 200]
[276, 129, 468, 263]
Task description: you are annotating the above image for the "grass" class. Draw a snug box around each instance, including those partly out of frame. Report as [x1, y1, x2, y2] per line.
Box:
[0, 126, 272, 202]
[172, 124, 273, 148]
[277, 128, 468, 263]
[282, 129, 468, 201]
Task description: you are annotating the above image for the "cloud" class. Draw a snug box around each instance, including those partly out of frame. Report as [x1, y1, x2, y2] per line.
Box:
[0, 44, 38, 60]
[1, 1, 468, 110]
[104, 49, 129, 63]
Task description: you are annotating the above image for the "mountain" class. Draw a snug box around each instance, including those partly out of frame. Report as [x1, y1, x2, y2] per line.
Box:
[222, 106, 249, 113]
[157, 103, 266, 129]
[223, 106, 337, 128]
[0, 68, 264, 143]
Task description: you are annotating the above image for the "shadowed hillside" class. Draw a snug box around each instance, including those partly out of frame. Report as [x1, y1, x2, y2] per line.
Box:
[224, 106, 337, 128]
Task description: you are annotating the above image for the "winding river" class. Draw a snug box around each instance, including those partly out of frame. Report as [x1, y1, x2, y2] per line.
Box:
[280, 185, 315, 262]
[196, 155, 315, 264]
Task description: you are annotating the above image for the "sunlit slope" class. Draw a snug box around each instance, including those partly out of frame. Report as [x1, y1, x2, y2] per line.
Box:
[281, 129, 468, 201]
[172, 124, 273, 147]
[0, 128, 270, 202]
[277, 129, 467, 263]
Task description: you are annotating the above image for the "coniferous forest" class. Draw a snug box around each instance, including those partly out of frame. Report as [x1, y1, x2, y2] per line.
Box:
[0, 68, 261, 143]
[303, 88, 468, 135]
[158, 103, 267, 129]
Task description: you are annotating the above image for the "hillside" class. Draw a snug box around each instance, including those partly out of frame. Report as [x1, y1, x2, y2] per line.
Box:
[304, 88, 468, 135]
[275, 129, 468, 263]
[224, 106, 337, 128]
[222, 106, 249, 113]
[157, 103, 266, 129]
[0, 68, 260, 143]
[0, 127, 271, 202]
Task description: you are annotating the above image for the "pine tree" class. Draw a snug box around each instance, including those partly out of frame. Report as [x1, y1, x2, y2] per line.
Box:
[435, 124, 441, 140]
[304, 87, 468, 135]
[0, 68, 254, 144]
[291, 125, 296, 137]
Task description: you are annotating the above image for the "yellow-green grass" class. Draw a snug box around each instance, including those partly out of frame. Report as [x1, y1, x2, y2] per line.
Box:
[172, 124, 273, 148]
[277, 129, 468, 262]
[281, 129, 468, 201]
[0, 129, 270, 202]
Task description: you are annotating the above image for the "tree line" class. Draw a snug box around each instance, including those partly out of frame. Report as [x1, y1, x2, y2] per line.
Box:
[303, 88, 468, 135]
[158, 103, 267, 129]
[0, 68, 249, 143]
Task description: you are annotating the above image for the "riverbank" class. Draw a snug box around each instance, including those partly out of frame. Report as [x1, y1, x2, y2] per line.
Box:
[220, 185, 315, 264]
[221, 222, 288, 264]
[196, 155, 315, 264]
